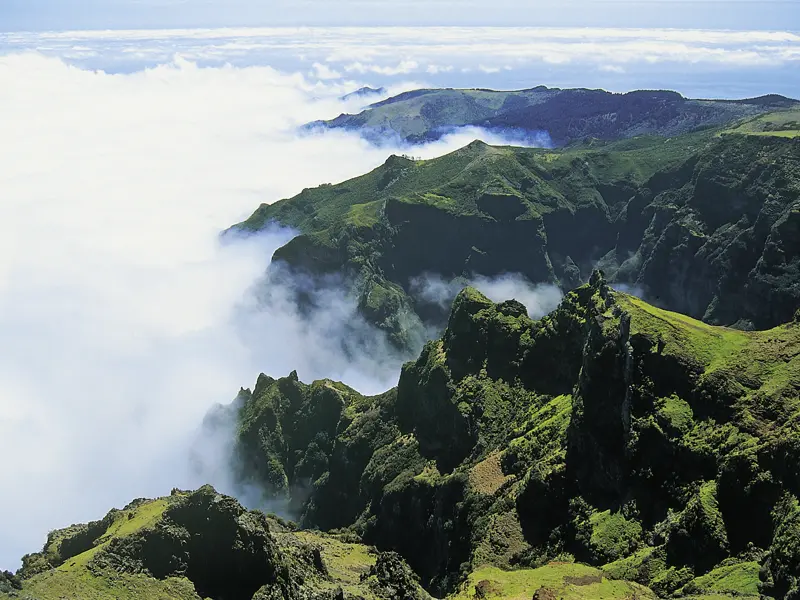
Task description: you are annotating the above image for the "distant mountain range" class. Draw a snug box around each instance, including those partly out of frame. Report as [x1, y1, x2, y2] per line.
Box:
[310, 86, 798, 146]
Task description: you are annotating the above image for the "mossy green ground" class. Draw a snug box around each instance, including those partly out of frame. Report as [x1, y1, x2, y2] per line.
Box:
[615, 293, 751, 369]
[684, 561, 761, 597]
[4, 572, 201, 600]
[589, 510, 643, 562]
[617, 291, 800, 406]
[61, 499, 169, 568]
[723, 108, 800, 138]
[286, 531, 380, 599]
[450, 563, 656, 599]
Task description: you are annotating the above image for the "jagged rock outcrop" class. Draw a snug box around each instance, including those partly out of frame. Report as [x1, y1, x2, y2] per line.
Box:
[217, 273, 800, 598]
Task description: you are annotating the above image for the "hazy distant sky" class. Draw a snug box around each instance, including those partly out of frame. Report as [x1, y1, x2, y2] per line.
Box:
[2, 0, 799, 31]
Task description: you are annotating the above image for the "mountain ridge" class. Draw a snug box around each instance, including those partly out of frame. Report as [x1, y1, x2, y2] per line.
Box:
[232, 126, 800, 350]
[5, 87, 800, 600]
[309, 85, 799, 146]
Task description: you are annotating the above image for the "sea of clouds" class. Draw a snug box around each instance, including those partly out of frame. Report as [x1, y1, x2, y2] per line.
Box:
[0, 50, 561, 569]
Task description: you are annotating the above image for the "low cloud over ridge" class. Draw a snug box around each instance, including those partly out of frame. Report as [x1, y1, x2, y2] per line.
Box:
[0, 53, 548, 569]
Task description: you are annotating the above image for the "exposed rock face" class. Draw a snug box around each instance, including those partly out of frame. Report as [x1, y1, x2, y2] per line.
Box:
[219, 274, 800, 598]
[366, 552, 429, 600]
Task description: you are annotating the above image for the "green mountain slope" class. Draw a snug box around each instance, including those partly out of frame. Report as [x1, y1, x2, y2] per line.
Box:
[232, 130, 800, 349]
[214, 274, 800, 599]
[0, 486, 433, 600]
[0, 474, 653, 600]
[724, 107, 800, 138]
[311, 86, 798, 146]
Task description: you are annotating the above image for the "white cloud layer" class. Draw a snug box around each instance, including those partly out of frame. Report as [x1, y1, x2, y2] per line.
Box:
[3, 26, 797, 100]
[0, 52, 540, 570]
[5, 26, 798, 69]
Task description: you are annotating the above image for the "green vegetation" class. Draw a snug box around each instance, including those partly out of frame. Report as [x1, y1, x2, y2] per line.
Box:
[316, 86, 796, 146]
[7, 86, 800, 600]
[683, 561, 761, 597]
[10, 571, 201, 600]
[723, 108, 800, 138]
[2, 496, 198, 600]
[450, 563, 656, 600]
[233, 124, 800, 351]
[288, 530, 377, 596]
[1, 488, 432, 600]
[616, 294, 751, 370]
[4, 273, 800, 599]
[589, 510, 643, 563]
[205, 273, 800, 599]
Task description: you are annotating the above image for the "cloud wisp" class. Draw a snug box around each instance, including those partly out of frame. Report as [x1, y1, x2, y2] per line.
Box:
[411, 272, 564, 320]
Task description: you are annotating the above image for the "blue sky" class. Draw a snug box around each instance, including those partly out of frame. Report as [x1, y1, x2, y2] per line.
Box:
[2, 0, 799, 31]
